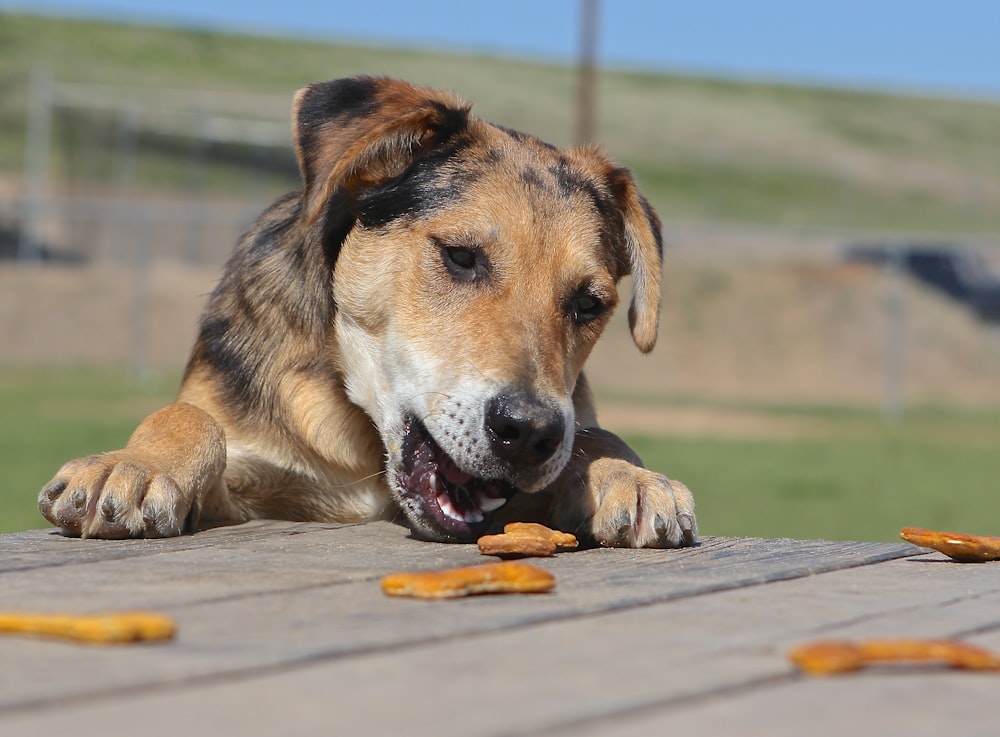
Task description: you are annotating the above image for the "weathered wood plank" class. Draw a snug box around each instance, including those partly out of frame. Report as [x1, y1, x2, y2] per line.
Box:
[2, 521, 920, 610]
[2, 520, 919, 573]
[0, 521, 926, 715]
[2, 553, 998, 736]
[1, 523, 920, 629]
[0, 520, 363, 573]
[559, 653, 1000, 737]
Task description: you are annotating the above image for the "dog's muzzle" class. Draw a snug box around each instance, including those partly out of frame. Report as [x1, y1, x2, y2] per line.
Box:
[393, 393, 568, 542]
[397, 417, 516, 541]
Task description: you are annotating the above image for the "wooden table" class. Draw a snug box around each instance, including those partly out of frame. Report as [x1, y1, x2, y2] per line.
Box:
[2, 520, 999, 735]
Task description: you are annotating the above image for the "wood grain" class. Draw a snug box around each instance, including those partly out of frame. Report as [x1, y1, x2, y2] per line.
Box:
[3, 521, 995, 736]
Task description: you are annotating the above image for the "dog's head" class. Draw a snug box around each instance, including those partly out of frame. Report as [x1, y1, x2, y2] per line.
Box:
[292, 76, 663, 542]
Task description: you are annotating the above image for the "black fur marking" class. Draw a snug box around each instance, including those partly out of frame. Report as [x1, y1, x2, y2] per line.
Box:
[248, 192, 302, 249]
[548, 160, 616, 225]
[427, 101, 472, 148]
[297, 77, 379, 152]
[185, 194, 334, 418]
[638, 194, 664, 260]
[189, 314, 265, 410]
[483, 147, 505, 164]
[518, 166, 550, 193]
[320, 187, 356, 271]
[494, 124, 558, 151]
[323, 76, 381, 115]
[355, 136, 473, 228]
[295, 77, 382, 196]
[495, 124, 528, 142]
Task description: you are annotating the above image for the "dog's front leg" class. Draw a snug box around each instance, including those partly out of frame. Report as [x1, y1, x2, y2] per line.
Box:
[38, 402, 229, 538]
[548, 427, 697, 548]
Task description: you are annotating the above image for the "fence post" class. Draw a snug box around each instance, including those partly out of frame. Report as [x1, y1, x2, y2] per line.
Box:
[882, 248, 906, 420]
[110, 105, 141, 264]
[128, 207, 152, 383]
[18, 68, 54, 263]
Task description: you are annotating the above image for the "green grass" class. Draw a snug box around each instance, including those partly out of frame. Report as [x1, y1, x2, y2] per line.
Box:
[625, 406, 1000, 543]
[3, 367, 998, 542]
[0, 367, 178, 533]
[3, 12, 1000, 234]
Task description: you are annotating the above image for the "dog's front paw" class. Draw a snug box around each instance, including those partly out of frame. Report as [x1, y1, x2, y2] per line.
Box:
[38, 452, 191, 539]
[584, 458, 697, 548]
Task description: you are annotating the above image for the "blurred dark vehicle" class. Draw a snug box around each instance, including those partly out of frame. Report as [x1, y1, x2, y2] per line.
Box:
[0, 221, 86, 264]
[845, 243, 1000, 323]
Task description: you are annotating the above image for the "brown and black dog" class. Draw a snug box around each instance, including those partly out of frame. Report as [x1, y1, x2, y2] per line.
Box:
[37, 76, 696, 548]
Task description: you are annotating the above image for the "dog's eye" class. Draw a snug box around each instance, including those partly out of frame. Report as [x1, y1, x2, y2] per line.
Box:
[436, 241, 488, 284]
[568, 291, 605, 325]
[445, 247, 477, 270]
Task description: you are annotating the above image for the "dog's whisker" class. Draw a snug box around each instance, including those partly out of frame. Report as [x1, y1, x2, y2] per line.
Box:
[321, 470, 387, 491]
[405, 391, 454, 406]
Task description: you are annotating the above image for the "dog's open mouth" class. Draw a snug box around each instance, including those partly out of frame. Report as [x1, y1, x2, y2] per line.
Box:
[398, 417, 515, 541]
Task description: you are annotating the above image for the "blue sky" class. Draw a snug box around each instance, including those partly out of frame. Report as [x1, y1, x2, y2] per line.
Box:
[6, 0, 1000, 99]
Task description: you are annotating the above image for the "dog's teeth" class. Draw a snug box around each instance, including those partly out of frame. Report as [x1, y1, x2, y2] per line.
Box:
[436, 490, 485, 524]
[479, 496, 507, 513]
[429, 472, 441, 493]
[437, 492, 461, 520]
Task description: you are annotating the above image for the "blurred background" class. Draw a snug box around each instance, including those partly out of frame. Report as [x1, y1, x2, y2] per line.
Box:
[1, 0, 998, 540]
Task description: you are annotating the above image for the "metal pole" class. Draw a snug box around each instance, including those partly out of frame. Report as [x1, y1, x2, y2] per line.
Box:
[882, 248, 905, 421]
[576, 0, 599, 145]
[18, 68, 54, 263]
[128, 207, 152, 383]
[185, 110, 210, 264]
[110, 105, 141, 264]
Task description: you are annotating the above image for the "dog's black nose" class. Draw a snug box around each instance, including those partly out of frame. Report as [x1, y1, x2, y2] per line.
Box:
[485, 394, 565, 467]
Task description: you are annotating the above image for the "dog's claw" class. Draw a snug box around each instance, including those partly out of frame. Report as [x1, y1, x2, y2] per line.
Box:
[71, 488, 90, 510]
[101, 496, 119, 522]
[613, 510, 633, 536]
[654, 513, 679, 544]
[678, 512, 695, 533]
[43, 481, 66, 502]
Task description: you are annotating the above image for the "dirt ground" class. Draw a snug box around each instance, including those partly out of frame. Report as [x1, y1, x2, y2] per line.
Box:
[3, 255, 1000, 433]
[589, 259, 1000, 407]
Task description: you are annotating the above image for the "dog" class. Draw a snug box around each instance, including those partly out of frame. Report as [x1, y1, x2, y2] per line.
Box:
[37, 76, 697, 548]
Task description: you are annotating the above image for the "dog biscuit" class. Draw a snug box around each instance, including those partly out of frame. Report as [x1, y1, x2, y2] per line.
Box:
[789, 639, 1000, 675]
[477, 522, 579, 557]
[0, 610, 177, 644]
[900, 526, 1000, 562]
[381, 561, 556, 599]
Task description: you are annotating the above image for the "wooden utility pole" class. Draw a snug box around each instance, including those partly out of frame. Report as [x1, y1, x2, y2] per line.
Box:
[576, 0, 599, 145]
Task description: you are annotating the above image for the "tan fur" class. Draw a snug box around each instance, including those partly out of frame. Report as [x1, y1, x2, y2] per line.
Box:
[38, 76, 697, 548]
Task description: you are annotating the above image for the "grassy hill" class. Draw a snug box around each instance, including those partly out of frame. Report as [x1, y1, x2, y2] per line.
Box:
[2, 11, 1000, 234]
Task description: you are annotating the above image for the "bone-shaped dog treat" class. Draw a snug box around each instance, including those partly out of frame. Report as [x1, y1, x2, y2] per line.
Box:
[381, 561, 556, 598]
[478, 522, 579, 557]
[0, 611, 177, 644]
[900, 526, 1000, 562]
[789, 639, 1000, 675]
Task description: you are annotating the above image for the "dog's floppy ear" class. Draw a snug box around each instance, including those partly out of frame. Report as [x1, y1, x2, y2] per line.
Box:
[292, 76, 472, 225]
[606, 167, 663, 354]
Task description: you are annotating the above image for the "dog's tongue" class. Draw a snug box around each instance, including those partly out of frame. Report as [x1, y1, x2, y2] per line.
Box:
[437, 452, 473, 486]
